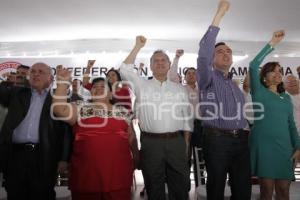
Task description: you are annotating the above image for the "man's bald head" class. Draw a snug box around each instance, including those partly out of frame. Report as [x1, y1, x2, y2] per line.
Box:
[29, 62, 53, 92]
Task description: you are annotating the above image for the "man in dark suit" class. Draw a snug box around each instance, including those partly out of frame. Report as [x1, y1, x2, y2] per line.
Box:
[0, 62, 72, 200]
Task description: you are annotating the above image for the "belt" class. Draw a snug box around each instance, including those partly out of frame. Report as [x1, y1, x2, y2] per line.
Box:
[204, 127, 249, 138]
[13, 143, 40, 152]
[142, 131, 182, 139]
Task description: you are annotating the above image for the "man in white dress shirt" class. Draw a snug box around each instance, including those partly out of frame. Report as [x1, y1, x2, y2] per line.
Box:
[119, 36, 193, 200]
[284, 74, 300, 134]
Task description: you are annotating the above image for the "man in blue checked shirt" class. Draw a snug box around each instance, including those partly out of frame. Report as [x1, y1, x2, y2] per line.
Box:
[197, 1, 251, 199]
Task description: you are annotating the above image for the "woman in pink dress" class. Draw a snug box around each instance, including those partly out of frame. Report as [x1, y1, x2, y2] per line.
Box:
[52, 66, 139, 200]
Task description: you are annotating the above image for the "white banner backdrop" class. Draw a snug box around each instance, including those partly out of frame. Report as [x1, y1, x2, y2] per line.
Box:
[0, 53, 299, 81]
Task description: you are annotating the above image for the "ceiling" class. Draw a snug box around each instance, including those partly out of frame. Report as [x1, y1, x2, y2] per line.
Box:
[0, 0, 300, 58]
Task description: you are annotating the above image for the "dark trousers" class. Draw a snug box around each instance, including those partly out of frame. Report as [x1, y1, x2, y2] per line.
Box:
[140, 133, 190, 200]
[203, 128, 251, 200]
[4, 146, 56, 200]
[191, 119, 205, 187]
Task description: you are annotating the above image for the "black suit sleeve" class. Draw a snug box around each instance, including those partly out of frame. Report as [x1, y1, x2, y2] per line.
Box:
[0, 82, 14, 107]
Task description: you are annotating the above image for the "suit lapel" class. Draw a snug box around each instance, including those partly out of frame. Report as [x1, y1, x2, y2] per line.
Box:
[39, 92, 52, 140]
[22, 88, 32, 117]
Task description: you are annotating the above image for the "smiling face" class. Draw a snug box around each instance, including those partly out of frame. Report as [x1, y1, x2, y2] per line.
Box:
[213, 44, 233, 72]
[264, 65, 283, 87]
[106, 70, 119, 85]
[150, 51, 171, 79]
[29, 63, 52, 91]
[90, 79, 111, 102]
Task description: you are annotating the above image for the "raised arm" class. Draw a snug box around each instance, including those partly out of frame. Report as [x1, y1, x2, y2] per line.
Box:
[124, 36, 146, 64]
[249, 30, 285, 94]
[120, 36, 147, 92]
[52, 65, 77, 125]
[82, 60, 95, 88]
[168, 49, 184, 83]
[197, 0, 229, 89]
[212, 0, 230, 26]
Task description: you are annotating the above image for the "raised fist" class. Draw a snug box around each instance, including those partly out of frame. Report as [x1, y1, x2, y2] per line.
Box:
[217, 0, 230, 17]
[87, 60, 96, 67]
[175, 49, 184, 58]
[56, 65, 72, 82]
[270, 30, 285, 46]
[135, 36, 147, 48]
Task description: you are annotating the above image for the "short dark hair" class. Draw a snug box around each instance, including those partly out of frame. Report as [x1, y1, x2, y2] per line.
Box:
[72, 78, 82, 85]
[215, 42, 226, 48]
[260, 62, 285, 93]
[183, 67, 196, 76]
[17, 64, 30, 70]
[90, 77, 115, 105]
[91, 77, 105, 86]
